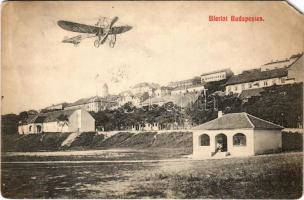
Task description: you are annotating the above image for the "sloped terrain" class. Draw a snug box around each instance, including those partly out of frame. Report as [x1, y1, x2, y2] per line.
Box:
[96, 132, 135, 148]
[69, 132, 96, 149]
[2, 133, 70, 152]
[118, 132, 157, 148]
[151, 131, 192, 148]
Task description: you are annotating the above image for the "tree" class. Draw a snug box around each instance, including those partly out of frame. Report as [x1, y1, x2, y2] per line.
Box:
[1, 114, 20, 134]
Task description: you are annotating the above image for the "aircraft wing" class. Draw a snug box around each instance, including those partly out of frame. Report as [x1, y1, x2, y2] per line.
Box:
[58, 20, 100, 34]
[62, 34, 96, 44]
[110, 26, 132, 35]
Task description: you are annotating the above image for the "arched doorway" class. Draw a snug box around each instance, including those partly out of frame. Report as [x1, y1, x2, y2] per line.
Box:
[215, 133, 228, 152]
[36, 125, 42, 133]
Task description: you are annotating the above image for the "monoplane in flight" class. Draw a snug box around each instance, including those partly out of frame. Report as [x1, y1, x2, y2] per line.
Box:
[57, 17, 132, 48]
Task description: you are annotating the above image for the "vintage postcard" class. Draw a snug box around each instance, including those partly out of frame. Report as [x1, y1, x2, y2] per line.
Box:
[1, 1, 303, 199]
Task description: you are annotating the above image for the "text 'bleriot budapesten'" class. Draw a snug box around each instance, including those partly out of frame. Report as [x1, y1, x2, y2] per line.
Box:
[209, 16, 264, 22]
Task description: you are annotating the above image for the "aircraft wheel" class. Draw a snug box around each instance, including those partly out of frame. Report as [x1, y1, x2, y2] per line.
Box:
[109, 40, 115, 48]
[94, 40, 100, 48]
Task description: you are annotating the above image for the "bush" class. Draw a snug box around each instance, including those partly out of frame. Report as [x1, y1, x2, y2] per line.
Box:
[282, 131, 303, 151]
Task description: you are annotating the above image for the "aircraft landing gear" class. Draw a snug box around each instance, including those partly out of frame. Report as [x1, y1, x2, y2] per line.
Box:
[109, 40, 115, 48]
[94, 39, 100, 48]
[109, 34, 116, 48]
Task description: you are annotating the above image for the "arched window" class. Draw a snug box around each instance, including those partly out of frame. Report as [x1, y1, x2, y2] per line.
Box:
[29, 125, 32, 132]
[36, 125, 42, 133]
[233, 133, 246, 146]
[200, 134, 210, 146]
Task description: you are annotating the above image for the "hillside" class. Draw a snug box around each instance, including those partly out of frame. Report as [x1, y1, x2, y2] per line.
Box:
[1, 130, 301, 153]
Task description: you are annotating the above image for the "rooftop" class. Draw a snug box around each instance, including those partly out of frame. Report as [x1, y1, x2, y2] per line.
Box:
[226, 68, 288, 86]
[21, 109, 78, 124]
[201, 68, 233, 77]
[66, 96, 102, 107]
[193, 112, 283, 130]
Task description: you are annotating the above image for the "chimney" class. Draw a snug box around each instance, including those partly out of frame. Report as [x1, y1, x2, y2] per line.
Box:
[218, 111, 223, 118]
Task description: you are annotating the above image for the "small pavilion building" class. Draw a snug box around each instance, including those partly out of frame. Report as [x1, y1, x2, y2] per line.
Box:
[192, 112, 283, 158]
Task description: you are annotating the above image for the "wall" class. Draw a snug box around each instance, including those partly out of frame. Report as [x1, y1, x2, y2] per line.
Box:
[43, 121, 69, 133]
[201, 71, 226, 83]
[192, 129, 255, 158]
[80, 109, 95, 132]
[288, 55, 304, 83]
[18, 123, 44, 134]
[18, 124, 30, 134]
[225, 77, 286, 95]
[253, 129, 282, 154]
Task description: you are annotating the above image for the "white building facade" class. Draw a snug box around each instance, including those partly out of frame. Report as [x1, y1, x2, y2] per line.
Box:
[192, 112, 283, 159]
[201, 68, 233, 83]
[18, 109, 95, 134]
[225, 68, 288, 95]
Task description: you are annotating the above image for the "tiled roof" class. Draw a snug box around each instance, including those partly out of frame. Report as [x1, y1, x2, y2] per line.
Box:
[201, 68, 232, 76]
[193, 112, 283, 130]
[42, 109, 77, 122]
[21, 109, 78, 124]
[66, 96, 102, 107]
[226, 68, 288, 86]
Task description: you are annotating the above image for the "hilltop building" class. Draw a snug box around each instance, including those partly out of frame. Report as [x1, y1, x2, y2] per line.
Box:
[167, 77, 200, 88]
[261, 53, 300, 71]
[130, 82, 159, 96]
[18, 109, 95, 134]
[118, 91, 149, 107]
[225, 53, 303, 95]
[286, 53, 304, 83]
[200, 68, 233, 83]
[225, 68, 288, 95]
[171, 83, 205, 95]
[43, 102, 68, 111]
[192, 112, 283, 159]
[155, 86, 173, 97]
[65, 96, 117, 112]
[101, 83, 109, 97]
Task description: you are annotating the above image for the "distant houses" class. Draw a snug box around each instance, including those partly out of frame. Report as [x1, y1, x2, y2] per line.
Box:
[225, 68, 288, 95]
[18, 109, 95, 134]
[40, 52, 302, 114]
[225, 53, 303, 95]
[171, 83, 205, 95]
[25, 52, 303, 134]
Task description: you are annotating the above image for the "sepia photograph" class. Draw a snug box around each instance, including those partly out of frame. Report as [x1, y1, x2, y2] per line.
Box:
[1, 1, 303, 199]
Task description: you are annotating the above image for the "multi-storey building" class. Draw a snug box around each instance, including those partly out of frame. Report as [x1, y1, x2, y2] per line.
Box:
[225, 68, 288, 95]
[200, 68, 233, 83]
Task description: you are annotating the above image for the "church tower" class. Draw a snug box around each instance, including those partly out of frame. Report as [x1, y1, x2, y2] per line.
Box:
[101, 83, 109, 97]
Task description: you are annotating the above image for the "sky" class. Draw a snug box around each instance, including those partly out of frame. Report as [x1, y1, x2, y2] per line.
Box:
[2, 1, 304, 114]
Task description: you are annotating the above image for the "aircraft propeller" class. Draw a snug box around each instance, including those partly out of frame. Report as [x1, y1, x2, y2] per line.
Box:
[100, 16, 119, 45]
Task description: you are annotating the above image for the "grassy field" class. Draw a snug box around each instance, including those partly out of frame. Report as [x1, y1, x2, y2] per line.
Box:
[2, 152, 302, 199]
[2, 148, 192, 162]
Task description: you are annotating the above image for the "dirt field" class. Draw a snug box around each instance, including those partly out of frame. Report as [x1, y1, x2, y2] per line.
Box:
[1, 151, 302, 199]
